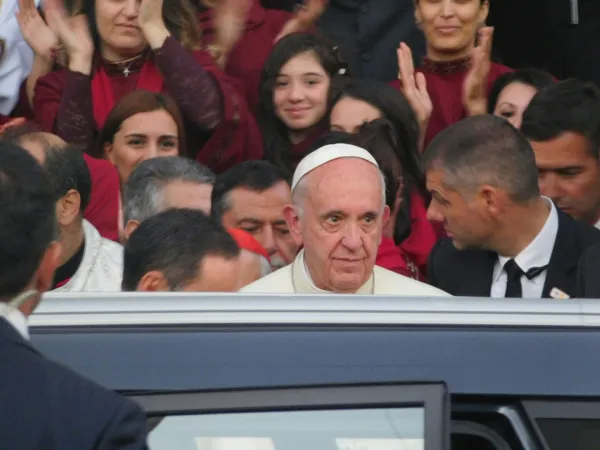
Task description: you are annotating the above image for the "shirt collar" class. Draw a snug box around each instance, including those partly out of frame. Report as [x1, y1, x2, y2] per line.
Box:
[493, 197, 559, 284]
[0, 307, 29, 341]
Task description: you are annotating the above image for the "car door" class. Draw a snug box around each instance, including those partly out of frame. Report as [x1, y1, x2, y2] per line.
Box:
[130, 383, 449, 450]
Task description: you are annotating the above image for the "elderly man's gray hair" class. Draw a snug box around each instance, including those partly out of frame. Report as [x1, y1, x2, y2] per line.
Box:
[123, 157, 215, 225]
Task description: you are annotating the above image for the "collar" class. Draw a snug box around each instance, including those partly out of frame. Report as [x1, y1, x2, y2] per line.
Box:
[421, 56, 472, 75]
[52, 237, 85, 289]
[595, 218, 600, 230]
[493, 197, 559, 284]
[291, 249, 375, 294]
[0, 307, 29, 341]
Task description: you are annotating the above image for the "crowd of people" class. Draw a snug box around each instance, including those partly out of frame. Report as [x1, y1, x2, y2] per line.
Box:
[2, 0, 600, 445]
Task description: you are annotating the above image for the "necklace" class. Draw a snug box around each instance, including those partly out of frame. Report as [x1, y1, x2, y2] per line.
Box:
[103, 51, 148, 77]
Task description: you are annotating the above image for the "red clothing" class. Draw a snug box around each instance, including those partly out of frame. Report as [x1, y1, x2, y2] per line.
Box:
[376, 237, 416, 279]
[398, 190, 444, 279]
[82, 154, 120, 242]
[34, 37, 262, 173]
[391, 57, 513, 149]
[199, 1, 292, 112]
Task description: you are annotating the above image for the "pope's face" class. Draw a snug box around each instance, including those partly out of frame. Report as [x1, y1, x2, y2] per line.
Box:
[286, 158, 389, 293]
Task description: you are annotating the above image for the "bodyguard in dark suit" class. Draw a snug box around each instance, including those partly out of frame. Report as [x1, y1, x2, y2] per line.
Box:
[424, 115, 600, 299]
[0, 142, 148, 449]
[576, 242, 600, 298]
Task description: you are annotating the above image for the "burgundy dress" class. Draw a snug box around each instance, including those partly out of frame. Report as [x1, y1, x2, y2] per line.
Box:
[391, 56, 513, 149]
[33, 36, 263, 173]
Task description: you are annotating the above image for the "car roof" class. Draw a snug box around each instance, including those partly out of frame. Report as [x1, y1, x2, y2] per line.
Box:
[29, 294, 600, 397]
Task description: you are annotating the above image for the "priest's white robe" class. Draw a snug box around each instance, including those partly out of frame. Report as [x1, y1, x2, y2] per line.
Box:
[53, 220, 123, 292]
[240, 250, 449, 296]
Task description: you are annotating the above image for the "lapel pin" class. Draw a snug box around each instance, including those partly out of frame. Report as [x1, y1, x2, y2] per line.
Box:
[550, 287, 570, 299]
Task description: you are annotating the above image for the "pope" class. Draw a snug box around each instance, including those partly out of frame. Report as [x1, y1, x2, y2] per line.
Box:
[241, 143, 449, 295]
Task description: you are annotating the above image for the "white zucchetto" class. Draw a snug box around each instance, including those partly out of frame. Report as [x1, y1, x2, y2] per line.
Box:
[291, 144, 379, 192]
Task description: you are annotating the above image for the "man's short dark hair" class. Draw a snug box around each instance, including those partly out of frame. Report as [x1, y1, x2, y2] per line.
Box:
[44, 146, 92, 213]
[0, 143, 57, 298]
[521, 79, 600, 159]
[211, 161, 288, 221]
[123, 156, 215, 224]
[122, 209, 239, 291]
[1, 127, 91, 213]
[423, 115, 540, 203]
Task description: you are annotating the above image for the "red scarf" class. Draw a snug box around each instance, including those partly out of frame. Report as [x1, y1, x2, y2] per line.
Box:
[91, 60, 164, 129]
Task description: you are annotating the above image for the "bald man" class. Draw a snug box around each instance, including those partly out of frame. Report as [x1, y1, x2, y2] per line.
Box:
[241, 144, 448, 295]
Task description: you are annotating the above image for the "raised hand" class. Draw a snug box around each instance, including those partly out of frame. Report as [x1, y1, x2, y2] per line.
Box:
[275, 0, 327, 42]
[397, 42, 432, 150]
[16, 0, 58, 58]
[0, 117, 27, 135]
[44, 0, 93, 66]
[138, 0, 170, 49]
[462, 26, 493, 117]
[213, 0, 251, 57]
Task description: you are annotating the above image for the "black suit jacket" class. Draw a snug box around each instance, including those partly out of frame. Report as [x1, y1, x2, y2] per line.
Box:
[576, 242, 600, 298]
[428, 210, 600, 298]
[0, 318, 148, 450]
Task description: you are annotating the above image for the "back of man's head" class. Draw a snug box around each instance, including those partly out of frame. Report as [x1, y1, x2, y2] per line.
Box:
[122, 209, 240, 292]
[0, 142, 57, 299]
[521, 79, 600, 158]
[211, 160, 288, 221]
[124, 157, 215, 223]
[423, 115, 540, 203]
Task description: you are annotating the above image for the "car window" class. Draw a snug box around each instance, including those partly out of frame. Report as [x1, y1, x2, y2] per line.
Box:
[536, 419, 600, 450]
[149, 408, 425, 450]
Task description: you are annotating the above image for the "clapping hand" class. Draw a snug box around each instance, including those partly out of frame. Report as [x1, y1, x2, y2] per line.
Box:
[44, 0, 93, 71]
[462, 26, 493, 117]
[138, 0, 171, 49]
[397, 42, 432, 150]
[16, 0, 58, 59]
[275, 0, 327, 42]
[213, 0, 251, 57]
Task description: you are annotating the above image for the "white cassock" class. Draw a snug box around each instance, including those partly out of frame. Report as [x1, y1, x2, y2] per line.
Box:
[0, 0, 39, 115]
[53, 220, 123, 292]
[240, 249, 449, 296]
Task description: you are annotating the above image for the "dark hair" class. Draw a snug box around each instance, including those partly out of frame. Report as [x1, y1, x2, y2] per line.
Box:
[332, 80, 425, 196]
[123, 156, 215, 224]
[2, 128, 92, 213]
[0, 143, 57, 298]
[521, 79, 600, 159]
[423, 115, 540, 203]
[211, 160, 288, 221]
[122, 208, 239, 291]
[91, 90, 187, 158]
[75, 0, 202, 51]
[43, 145, 92, 213]
[487, 68, 555, 113]
[257, 32, 350, 178]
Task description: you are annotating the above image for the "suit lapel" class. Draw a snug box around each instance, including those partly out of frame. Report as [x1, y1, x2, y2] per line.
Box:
[0, 318, 40, 356]
[542, 211, 579, 298]
[459, 250, 497, 297]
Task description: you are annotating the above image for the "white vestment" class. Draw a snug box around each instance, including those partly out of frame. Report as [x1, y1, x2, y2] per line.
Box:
[53, 220, 123, 292]
[241, 250, 449, 296]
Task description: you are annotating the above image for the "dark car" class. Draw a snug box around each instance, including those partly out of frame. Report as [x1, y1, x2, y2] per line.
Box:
[30, 293, 600, 450]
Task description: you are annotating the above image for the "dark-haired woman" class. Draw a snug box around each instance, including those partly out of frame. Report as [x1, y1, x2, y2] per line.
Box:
[488, 68, 555, 129]
[392, 0, 512, 149]
[330, 79, 443, 279]
[33, 0, 262, 172]
[196, 0, 324, 112]
[258, 32, 349, 178]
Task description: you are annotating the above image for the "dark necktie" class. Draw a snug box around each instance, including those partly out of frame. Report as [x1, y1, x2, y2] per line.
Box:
[503, 259, 549, 298]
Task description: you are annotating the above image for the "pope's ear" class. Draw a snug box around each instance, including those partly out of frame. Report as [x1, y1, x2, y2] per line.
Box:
[283, 204, 303, 246]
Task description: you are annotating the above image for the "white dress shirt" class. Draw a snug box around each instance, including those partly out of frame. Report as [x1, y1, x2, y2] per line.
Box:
[0, 0, 39, 115]
[491, 198, 559, 299]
